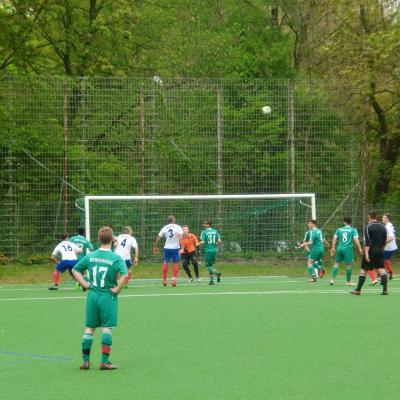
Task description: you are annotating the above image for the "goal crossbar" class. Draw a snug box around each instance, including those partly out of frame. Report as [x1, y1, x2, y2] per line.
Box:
[84, 193, 316, 242]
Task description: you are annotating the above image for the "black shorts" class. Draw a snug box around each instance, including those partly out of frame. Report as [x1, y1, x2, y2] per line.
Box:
[181, 251, 198, 265]
[361, 249, 385, 270]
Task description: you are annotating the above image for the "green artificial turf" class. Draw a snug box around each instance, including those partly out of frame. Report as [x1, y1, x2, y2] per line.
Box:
[0, 276, 399, 400]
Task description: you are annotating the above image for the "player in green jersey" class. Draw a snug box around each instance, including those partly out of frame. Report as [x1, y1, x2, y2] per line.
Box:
[300, 219, 325, 282]
[70, 227, 94, 261]
[73, 225, 128, 371]
[70, 228, 94, 291]
[302, 223, 326, 278]
[330, 217, 363, 286]
[198, 220, 222, 285]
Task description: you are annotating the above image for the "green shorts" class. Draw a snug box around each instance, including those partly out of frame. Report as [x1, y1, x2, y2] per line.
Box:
[335, 247, 354, 264]
[308, 248, 324, 262]
[85, 290, 118, 328]
[204, 250, 217, 267]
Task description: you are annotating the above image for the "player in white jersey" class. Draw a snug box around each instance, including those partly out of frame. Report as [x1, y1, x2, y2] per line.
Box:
[153, 215, 183, 287]
[114, 226, 139, 286]
[382, 213, 397, 279]
[49, 233, 82, 291]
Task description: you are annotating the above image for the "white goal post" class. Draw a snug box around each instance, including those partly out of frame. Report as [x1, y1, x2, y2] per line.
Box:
[84, 193, 316, 246]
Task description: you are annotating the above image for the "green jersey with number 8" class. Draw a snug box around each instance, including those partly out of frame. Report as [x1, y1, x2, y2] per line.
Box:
[335, 226, 358, 248]
[73, 249, 127, 294]
[200, 228, 221, 252]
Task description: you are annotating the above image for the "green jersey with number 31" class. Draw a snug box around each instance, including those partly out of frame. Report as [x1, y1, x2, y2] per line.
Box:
[200, 228, 221, 251]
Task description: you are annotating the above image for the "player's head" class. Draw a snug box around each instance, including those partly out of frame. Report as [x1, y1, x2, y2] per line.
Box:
[61, 233, 69, 241]
[368, 210, 377, 221]
[98, 225, 114, 244]
[182, 225, 189, 235]
[123, 225, 133, 235]
[78, 227, 85, 236]
[167, 215, 176, 224]
[382, 213, 391, 224]
[343, 217, 352, 225]
[203, 220, 211, 228]
[307, 219, 317, 227]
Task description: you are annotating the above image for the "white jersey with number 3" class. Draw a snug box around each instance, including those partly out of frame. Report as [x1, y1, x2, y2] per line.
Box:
[158, 224, 183, 249]
[115, 234, 138, 261]
[52, 240, 80, 260]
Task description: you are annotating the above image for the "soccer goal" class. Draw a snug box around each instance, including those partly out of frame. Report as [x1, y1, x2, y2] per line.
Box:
[83, 194, 316, 258]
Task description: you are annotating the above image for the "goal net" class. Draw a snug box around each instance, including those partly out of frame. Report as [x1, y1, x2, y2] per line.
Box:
[82, 194, 316, 260]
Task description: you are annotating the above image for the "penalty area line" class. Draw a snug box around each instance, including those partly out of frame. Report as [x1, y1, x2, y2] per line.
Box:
[1, 287, 396, 301]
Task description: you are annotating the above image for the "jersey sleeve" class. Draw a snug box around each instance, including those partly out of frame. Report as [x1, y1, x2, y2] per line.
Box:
[333, 229, 339, 239]
[387, 224, 395, 237]
[200, 231, 205, 241]
[87, 241, 94, 252]
[158, 227, 165, 238]
[52, 243, 61, 257]
[353, 228, 359, 238]
[131, 237, 138, 248]
[116, 257, 128, 276]
[73, 254, 89, 273]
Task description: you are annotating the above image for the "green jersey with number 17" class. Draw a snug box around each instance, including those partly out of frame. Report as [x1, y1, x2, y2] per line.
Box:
[73, 249, 127, 294]
[335, 226, 358, 248]
[200, 228, 221, 251]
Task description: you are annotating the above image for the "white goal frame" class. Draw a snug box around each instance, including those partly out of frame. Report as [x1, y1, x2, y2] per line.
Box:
[84, 193, 316, 242]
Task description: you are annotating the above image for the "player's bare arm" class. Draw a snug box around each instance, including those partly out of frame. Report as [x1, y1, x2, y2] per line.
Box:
[111, 274, 129, 294]
[353, 237, 363, 255]
[72, 270, 90, 290]
[153, 236, 161, 255]
[330, 236, 337, 257]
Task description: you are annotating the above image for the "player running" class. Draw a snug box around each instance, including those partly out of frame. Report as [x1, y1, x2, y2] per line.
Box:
[154, 215, 183, 287]
[114, 226, 139, 287]
[329, 217, 363, 286]
[198, 220, 222, 285]
[49, 233, 82, 290]
[300, 219, 324, 282]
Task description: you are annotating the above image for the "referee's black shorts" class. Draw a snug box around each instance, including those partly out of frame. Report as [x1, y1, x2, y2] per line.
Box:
[361, 249, 385, 270]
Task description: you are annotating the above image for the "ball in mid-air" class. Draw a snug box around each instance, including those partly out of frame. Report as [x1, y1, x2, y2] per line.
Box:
[261, 105, 271, 114]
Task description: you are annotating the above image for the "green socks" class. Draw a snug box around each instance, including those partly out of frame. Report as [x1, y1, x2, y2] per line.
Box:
[346, 267, 352, 282]
[332, 265, 339, 279]
[101, 331, 112, 364]
[82, 333, 93, 362]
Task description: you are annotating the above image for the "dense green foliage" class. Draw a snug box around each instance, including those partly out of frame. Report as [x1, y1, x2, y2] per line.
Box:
[0, 1, 399, 254]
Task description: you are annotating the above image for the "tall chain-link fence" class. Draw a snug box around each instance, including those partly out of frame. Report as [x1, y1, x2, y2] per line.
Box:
[0, 76, 383, 258]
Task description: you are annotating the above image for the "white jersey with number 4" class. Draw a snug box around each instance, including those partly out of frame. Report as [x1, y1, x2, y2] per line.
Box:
[385, 222, 397, 251]
[115, 234, 138, 261]
[52, 240, 81, 260]
[158, 224, 183, 249]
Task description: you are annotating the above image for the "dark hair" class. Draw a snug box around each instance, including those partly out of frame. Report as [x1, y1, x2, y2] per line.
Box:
[98, 226, 114, 244]
[78, 227, 85, 235]
[203, 220, 211, 226]
[383, 213, 392, 221]
[343, 217, 352, 225]
[167, 215, 175, 223]
[369, 210, 377, 219]
[308, 219, 317, 225]
[61, 233, 68, 240]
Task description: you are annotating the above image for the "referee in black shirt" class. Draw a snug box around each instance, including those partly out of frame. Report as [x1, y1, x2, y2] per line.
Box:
[351, 210, 388, 295]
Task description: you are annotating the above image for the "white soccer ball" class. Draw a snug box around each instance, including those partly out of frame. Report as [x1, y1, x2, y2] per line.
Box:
[261, 105, 271, 114]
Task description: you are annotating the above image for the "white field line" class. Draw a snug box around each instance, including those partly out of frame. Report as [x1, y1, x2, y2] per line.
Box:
[0, 287, 398, 302]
